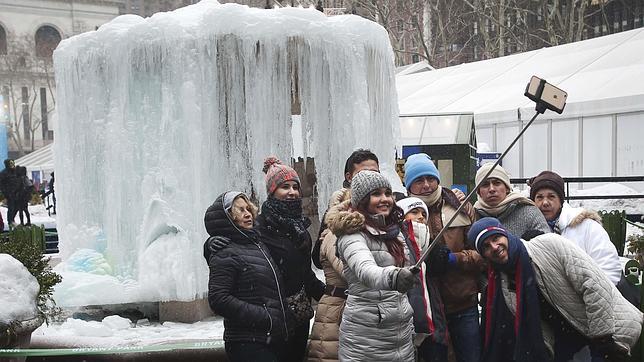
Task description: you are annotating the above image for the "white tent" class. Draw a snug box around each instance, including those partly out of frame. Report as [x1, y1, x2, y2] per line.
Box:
[396, 27, 644, 189]
[15, 143, 54, 183]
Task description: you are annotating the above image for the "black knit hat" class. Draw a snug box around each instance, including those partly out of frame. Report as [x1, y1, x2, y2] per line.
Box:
[528, 171, 564, 203]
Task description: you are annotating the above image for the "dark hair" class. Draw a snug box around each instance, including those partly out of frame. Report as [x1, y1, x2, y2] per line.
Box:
[521, 229, 545, 241]
[343, 149, 379, 176]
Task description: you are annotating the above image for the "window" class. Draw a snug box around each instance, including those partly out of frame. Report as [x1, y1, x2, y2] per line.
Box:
[41, 88, 49, 140]
[0, 25, 6, 55]
[22, 87, 30, 141]
[35, 25, 62, 58]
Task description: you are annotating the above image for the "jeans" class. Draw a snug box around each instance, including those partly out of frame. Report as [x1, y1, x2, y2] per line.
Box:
[225, 341, 286, 362]
[447, 306, 481, 362]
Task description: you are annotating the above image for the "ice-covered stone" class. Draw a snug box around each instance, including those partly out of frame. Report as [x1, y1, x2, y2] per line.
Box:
[0, 254, 40, 323]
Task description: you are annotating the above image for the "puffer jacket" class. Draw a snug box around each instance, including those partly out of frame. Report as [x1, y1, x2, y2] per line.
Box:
[308, 189, 350, 362]
[556, 203, 622, 285]
[203, 192, 293, 344]
[425, 188, 484, 314]
[499, 233, 643, 354]
[330, 208, 415, 362]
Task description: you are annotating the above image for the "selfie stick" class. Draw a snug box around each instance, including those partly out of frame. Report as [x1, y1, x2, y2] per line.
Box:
[413, 77, 566, 270]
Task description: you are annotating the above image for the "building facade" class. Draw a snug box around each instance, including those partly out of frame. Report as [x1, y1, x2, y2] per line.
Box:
[0, 0, 121, 158]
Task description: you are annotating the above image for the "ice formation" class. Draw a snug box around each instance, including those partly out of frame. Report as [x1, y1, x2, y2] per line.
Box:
[53, 0, 401, 305]
[0, 254, 40, 323]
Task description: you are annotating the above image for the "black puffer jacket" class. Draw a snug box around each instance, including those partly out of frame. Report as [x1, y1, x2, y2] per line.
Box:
[256, 212, 325, 301]
[203, 192, 293, 344]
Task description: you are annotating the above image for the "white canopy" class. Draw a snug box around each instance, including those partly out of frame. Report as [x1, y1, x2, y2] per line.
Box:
[396, 27, 644, 124]
[15, 143, 54, 175]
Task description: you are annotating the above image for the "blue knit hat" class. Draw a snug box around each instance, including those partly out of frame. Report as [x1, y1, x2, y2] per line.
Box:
[403, 153, 440, 189]
[467, 217, 508, 254]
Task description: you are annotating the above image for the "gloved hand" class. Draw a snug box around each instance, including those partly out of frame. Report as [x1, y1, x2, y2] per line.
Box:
[426, 244, 456, 276]
[394, 267, 418, 293]
[590, 335, 629, 362]
[206, 236, 231, 254]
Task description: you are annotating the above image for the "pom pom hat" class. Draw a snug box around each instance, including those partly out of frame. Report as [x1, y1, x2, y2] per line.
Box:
[263, 156, 300, 195]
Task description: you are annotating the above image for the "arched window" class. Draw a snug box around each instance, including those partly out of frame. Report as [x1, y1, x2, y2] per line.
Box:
[0, 25, 7, 55]
[35, 25, 61, 58]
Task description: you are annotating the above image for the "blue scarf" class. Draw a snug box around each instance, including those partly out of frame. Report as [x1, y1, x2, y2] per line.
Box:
[481, 234, 550, 362]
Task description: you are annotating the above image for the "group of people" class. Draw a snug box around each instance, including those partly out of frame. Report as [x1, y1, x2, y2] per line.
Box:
[0, 158, 34, 229]
[203, 150, 643, 362]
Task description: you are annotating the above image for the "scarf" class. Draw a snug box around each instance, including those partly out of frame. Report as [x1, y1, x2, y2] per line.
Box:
[415, 185, 442, 208]
[481, 234, 550, 362]
[360, 205, 406, 267]
[474, 191, 535, 217]
[261, 197, 312, 252]
[416, 187, 471, 229]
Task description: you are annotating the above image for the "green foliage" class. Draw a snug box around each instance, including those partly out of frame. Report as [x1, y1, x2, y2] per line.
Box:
[0, 225, 62, 323]
[626, 231, 644, 267]
[30, 191, 43, 205]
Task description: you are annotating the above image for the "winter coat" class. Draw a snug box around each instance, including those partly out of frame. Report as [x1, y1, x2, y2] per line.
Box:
[499, 233, 643, 354]
[476, 200, 550, 237]
[556, 203, 622, 285]
[0, 168, 19, 200]
[203, 193, 293, 344]
[308, 189, 350, 362]
[331, 208, 415, 362]
[256, 212, 325, 302]
[18, 176, 34, 204]
[425, 188, 484, 314]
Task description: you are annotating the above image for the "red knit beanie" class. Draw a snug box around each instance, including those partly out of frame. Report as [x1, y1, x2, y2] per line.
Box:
[263, 156, 300, 195]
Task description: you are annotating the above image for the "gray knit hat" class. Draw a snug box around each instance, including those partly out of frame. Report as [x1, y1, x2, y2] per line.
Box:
[350, 170, 391, 208]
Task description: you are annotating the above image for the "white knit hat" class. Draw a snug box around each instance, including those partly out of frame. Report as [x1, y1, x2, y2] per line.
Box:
[396, 197, 429, 218]
[475, 163, 512, 192]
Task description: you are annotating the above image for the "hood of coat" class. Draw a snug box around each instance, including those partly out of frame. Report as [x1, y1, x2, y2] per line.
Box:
[326, 199, 365, 237]
[557, 203, 603, 230]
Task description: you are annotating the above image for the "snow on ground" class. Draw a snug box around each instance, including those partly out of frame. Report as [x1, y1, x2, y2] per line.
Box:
[0, 254, 40, 323]
[0, 204, 57, 231]
[31, 316, 224, 347]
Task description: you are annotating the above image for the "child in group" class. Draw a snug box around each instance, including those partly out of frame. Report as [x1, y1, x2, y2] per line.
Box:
[397, 197, 430, 249]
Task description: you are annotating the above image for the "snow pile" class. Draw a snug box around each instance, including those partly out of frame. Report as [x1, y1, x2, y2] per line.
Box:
[32, 317, 224, 347]
[0, 254, 40, 323]
[569, 183, 644, 215]
[53, 1, 401, 305]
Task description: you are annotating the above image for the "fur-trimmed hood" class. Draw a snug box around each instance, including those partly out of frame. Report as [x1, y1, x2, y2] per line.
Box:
[558, 203, 603, 230]
[326, 199, 365, 237]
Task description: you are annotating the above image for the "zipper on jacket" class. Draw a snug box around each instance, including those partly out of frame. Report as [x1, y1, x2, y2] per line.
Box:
[255, 241, 290, 341]
[263, 303, 273, 344]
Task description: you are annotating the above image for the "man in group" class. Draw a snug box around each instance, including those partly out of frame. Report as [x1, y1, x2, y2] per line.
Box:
[468, 217, 642, 362]
[528, 170, 621, 285]
[404, 153, 484, 362]
[0, 159, 19, 228]
[474, 163, 549, 236]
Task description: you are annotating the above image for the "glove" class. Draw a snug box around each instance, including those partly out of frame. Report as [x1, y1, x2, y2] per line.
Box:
[590, 335, 629, 362]
[394, 267, 417, 293]
[426, 244, 456, 276]
[206, 236, 231, 254]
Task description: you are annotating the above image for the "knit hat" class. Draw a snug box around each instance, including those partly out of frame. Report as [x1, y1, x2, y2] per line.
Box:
[528, 170, 564, 203]
[475, 163, 512, 192]
[467, 217, 508, 254]
[350, 170, 392, 208]
[403, 153, 440, 188]
[263, 156, 300, 195]
[396, 197, 429, 218]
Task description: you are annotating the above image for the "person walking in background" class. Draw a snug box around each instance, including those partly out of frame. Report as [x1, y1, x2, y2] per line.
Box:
[0, 159, 20, 228]
[468, 217, 643, 362]
[203, 191, 293, 362]
[528, 170, 621, 285]
[257, 156, 325, 362]
[404, 153, 484, 362]
[15, 166, 33, 226]
[330, 170, 416, 361]
[308, 149, 379, 362]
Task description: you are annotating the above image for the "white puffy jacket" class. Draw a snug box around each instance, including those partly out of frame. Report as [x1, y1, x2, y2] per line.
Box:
[556, 203, 622, 284]
[500, 233, 643, 354]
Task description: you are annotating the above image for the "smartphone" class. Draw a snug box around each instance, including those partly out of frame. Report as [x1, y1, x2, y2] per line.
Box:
[525, 76, 567, 114]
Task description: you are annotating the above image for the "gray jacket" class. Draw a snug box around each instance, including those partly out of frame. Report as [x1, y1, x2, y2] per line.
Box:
[330, 209, 415, 362]
[477, 201, 549, 237]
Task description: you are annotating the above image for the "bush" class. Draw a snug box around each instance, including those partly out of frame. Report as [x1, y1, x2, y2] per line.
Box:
[0, 225, 62, 323]
[626, 231, 644, 267]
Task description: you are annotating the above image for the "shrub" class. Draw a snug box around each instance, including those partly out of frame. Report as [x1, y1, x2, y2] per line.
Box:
[626, 231, 644, 267]
[0, 225, 62, 323]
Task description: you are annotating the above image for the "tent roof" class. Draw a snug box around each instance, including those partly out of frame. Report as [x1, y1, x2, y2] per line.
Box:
[396, 28, 644, 122]
[15, 143, 54, 173]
